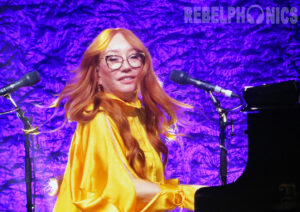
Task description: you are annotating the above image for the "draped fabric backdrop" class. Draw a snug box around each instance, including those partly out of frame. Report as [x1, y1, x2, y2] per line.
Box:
[0, 0, 299, 211]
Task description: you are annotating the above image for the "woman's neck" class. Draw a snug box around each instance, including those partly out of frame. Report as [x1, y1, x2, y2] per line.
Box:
[105, 91, 137, 102]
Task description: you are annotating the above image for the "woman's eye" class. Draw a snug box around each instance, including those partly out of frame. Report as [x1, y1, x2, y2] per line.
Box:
[108, 57, 120, 62]
[129, 54, 139, 59]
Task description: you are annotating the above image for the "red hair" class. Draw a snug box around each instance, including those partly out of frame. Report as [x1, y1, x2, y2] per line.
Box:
[56, 28, 188, 179]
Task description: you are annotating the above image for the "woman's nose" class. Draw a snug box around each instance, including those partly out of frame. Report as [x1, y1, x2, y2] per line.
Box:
[121, 59, 131, 71]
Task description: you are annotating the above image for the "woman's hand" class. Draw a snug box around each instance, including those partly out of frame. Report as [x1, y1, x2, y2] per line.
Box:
[130, 178, 161, 203]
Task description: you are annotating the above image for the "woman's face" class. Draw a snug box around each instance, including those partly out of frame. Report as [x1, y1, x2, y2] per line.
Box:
[98, 33, 144, 102]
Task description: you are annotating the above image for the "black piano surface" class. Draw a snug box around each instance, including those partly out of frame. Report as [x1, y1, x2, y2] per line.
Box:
[195, 82, 300, 212]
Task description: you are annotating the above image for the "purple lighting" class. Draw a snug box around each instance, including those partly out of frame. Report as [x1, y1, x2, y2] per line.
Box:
[0, 1, 299, 211]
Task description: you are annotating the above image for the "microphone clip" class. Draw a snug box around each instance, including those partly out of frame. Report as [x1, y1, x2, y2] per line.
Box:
[4, 94, 39, 135]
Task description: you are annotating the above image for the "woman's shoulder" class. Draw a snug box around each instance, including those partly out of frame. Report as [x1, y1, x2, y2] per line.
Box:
[76, 103, 107, 128]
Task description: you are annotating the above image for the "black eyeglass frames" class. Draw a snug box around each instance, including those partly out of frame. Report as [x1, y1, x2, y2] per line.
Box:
[100, 52, 145, 71]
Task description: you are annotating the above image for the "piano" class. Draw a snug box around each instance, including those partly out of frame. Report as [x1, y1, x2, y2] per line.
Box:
[195, 80, 300, 212]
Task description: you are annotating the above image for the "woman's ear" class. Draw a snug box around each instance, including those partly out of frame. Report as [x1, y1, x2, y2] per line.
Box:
[96, 66, 102, 85]
[95, 66, 104, 92]
[98, 76, 103, 87]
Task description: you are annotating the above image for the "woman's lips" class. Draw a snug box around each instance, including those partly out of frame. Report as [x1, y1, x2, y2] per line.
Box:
[118, 76, 135, 84]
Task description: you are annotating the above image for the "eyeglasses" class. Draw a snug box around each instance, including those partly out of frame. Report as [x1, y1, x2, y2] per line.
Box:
[101, 52, 145, 71]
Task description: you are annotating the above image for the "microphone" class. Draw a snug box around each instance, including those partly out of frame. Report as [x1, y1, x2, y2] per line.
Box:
[0, 71, 40, 96]
[170, 70, 239, 98]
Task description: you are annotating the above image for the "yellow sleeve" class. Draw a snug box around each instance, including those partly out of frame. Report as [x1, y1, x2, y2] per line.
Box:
[54, 112, 137, 212]
[141, 178, 204, 212]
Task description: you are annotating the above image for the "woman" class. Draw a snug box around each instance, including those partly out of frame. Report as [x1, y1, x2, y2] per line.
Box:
[53, 28, 204, 212]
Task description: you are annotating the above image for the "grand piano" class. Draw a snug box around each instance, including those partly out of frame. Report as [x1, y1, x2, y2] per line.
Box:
[195, 80, 300, 212]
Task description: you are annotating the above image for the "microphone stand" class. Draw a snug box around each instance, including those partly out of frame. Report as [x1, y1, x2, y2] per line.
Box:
[207, 91, 233, 186]
[4, 94, 38, 212]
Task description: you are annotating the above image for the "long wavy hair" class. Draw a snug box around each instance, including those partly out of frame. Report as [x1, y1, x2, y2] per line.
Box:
[56, 28, 188, 179]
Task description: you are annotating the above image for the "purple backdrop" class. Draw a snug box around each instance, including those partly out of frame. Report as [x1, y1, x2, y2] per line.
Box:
[0, 0, 299, 211]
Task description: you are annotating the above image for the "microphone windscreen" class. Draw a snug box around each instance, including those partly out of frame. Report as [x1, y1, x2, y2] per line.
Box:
[21, 71, 41, 87]
[169, 70, 188, 84]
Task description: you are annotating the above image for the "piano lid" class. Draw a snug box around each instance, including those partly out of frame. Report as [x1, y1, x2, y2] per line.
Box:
[242, 80, 300, 111]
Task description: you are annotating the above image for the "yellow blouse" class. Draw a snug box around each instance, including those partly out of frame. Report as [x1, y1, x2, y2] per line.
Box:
[53, 93, 202, 212]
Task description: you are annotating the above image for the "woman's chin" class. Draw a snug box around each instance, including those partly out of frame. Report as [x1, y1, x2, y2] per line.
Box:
[118, 85, 137, 95]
